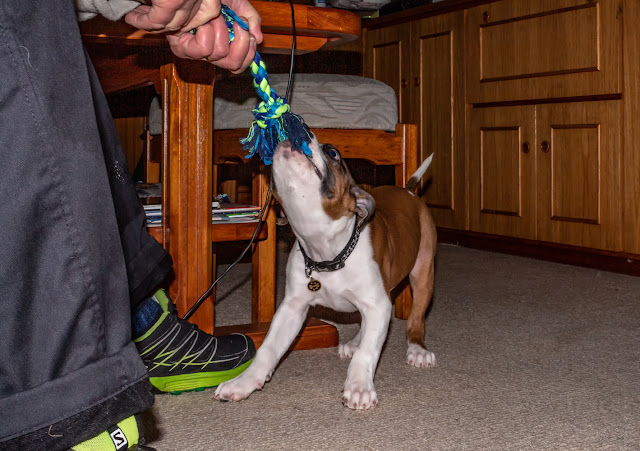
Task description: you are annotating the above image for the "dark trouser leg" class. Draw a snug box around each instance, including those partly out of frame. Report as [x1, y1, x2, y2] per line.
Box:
[0, 0, 162, 449]
[88, 49, 172, 307]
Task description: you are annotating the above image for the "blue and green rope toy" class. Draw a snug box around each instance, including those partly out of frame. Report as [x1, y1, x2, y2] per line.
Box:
[195, 5, 314, 165]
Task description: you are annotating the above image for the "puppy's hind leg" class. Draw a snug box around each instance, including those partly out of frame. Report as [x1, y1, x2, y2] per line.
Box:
[406, 220, 437, 368]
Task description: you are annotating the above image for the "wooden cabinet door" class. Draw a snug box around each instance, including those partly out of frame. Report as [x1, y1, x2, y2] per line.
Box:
[469, 106, 537, 239]
[363, 23, 411, 122]
[412, 11, 466, 229]
[467, 0, 622, 104]
[536, 101, 622, 250]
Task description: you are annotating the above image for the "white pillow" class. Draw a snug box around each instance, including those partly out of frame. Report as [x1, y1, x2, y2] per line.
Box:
[213, 74, 398, 132]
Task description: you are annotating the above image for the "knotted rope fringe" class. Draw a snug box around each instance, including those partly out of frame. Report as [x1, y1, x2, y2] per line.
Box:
[220, 5, 313, 165]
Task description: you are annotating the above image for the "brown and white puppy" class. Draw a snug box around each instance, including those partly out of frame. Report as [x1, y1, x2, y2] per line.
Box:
[214, 137, 437, 410]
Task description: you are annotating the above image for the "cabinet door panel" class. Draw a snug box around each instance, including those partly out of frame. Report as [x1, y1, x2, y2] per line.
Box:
[480, 128, 522, 215]
[363, 24, 411, 122]
[536, 101, 622, 250]
[467, 0, 621, 103]
[413, 11, 466, 229]
[469, 106, 536, 238]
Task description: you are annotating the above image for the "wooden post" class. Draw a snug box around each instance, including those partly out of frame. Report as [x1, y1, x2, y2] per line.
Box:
[160, 62, 216, 333]
[251, 166, 277, 323]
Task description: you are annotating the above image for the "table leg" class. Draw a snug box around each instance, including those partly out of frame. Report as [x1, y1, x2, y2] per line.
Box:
[251, 166, 276, 323]
[160, 62, 215, 333]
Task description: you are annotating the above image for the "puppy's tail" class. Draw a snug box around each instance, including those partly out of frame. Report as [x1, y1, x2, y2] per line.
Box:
[406, 153, 434, 193]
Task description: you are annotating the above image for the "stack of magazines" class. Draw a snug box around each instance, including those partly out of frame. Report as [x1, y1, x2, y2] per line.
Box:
[143, 202, 261, 227]
[137, 183, 261, 227]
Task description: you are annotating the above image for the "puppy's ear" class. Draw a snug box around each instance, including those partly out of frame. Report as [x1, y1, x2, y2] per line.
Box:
[351, 185, 375, 228]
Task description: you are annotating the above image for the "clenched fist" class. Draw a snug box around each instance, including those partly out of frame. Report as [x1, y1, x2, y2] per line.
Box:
[125, 0, 262, 73]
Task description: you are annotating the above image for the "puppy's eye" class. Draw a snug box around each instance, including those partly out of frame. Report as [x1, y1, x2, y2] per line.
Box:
[323, 144, 340, 160]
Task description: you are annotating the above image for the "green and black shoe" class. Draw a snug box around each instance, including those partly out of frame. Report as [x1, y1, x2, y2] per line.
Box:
[133, 289, 255, 394]
[69, 414, 153, 450]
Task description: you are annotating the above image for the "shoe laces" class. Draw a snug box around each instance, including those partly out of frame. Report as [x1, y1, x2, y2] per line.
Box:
[142, 308, 218, 370]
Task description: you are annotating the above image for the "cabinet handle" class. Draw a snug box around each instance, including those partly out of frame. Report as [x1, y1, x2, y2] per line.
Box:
[401, 79, 408, 89]
[482, 11, 490, 23]
[541, 141, 550, 153]
[414, 77, 420, 87]
[522, 141, 530, 154]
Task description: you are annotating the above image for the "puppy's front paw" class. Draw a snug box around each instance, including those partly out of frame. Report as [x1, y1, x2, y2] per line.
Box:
[406, 343, 437, 368]
[338, 342, 358, 360]
[213, 371, 269, 402]
[342, 378, 378, 410]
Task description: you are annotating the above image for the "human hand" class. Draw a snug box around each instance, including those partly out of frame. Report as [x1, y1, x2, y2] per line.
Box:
[125, 0, 263, 74]
[125, 0, 220, 34]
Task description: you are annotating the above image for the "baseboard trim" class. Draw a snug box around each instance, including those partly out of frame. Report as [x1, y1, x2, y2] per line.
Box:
[437, 228, 640, 277]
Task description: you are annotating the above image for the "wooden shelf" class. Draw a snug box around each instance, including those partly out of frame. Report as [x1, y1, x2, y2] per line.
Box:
[147, 220, 268, 244]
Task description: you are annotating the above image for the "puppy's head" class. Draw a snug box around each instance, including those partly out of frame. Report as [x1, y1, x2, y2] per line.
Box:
[271, 138, 374, 234]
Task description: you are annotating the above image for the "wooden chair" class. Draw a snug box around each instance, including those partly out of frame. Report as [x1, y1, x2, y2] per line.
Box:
[213, 123, 419, 320]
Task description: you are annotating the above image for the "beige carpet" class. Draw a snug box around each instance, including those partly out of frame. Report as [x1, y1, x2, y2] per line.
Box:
[144, 239, 640, 450]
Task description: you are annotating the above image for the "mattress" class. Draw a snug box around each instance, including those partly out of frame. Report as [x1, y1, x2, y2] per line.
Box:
[213, 74, 398, 132]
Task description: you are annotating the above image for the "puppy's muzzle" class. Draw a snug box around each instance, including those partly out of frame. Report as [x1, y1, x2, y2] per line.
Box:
[274, 139, 322, 179]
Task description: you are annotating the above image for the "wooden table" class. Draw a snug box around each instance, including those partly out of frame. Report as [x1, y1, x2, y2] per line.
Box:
[81, 2, 360, 349]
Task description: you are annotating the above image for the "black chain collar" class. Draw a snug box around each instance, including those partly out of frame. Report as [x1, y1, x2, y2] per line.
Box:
[299, 219, 361, 277]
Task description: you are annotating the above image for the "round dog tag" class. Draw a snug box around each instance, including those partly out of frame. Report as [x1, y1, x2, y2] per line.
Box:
[307, 278, 322, 292]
